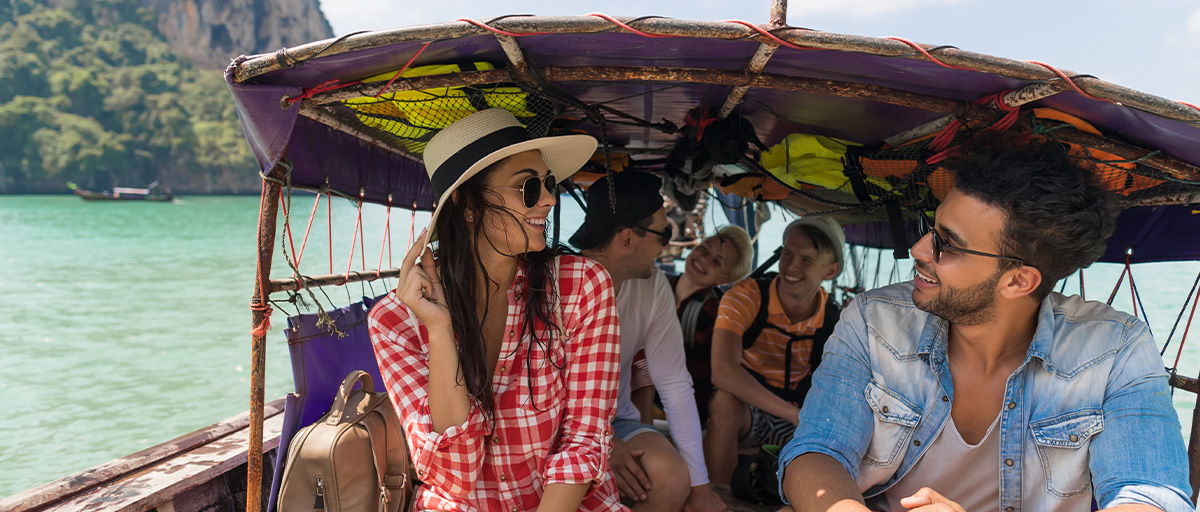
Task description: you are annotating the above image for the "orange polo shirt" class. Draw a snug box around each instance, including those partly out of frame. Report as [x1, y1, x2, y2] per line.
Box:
[714, 277, 829, 392]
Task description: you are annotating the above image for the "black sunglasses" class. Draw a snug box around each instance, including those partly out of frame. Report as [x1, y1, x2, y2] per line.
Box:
[489, 174, 557, 208]
[918, 213, 1030, 266]
[635, 225, 672, 246]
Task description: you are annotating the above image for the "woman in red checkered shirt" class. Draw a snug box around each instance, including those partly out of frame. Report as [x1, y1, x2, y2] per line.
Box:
[368, 109, 627, 512]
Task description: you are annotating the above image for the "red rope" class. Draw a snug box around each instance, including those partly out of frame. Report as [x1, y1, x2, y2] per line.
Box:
[1025, 61, 1112, 103]
[279, 194, 299, 270]
[250, 302, 272, 337]
[684, 110, 719, 141]
[1180, 101, 1200, 114]
[456, 17, 552, 36]
[345, 194, 365, 281]
[586, 13, 675, 39]
[285, 78, 364, 104]
[721, 19, 815, 50]
[295, 193, 321, 269]
[1106, 262, 1129, 306]
[885, 37, 974, 71]
[377, 195, 392, 272]
[1174, 284, 1200, 368]
[924, 91, 1021, 164]
[374, 42, 433, 99]
[1127, 253, 1137, 318]
[355, 191, 364, 272]
[409, 202, 418, 246]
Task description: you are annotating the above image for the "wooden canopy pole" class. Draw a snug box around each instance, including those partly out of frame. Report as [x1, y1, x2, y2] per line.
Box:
[769, 0, 787, 27]
[247, 160, 285, 512]
[1190, 367, 1200, 502]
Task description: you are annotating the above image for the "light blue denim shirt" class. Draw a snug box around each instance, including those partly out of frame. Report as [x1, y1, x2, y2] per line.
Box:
[779, 282, 1194, 512]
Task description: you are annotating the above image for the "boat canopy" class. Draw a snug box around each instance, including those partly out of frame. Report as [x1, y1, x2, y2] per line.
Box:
[225, 14, 1200, 262]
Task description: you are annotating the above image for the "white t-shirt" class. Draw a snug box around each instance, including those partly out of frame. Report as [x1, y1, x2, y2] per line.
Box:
[615, 269, 709, 487]
[878, 412, 1002, 512]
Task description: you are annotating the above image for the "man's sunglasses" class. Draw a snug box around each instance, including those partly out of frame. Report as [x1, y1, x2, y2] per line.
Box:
[489, 174, 557, 208]
[918, 214, 1030, 266]
[635, 225, 672, 246]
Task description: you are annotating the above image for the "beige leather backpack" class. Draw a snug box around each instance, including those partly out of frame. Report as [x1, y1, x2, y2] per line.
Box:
[278, 370, 411, 512]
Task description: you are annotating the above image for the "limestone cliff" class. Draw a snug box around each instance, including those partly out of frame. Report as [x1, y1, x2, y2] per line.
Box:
[145, 0, 334, 69]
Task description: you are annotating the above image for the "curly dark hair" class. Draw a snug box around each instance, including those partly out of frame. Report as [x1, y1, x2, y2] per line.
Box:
[942, 134, 1120, 300]
[432, 156, 565, 425]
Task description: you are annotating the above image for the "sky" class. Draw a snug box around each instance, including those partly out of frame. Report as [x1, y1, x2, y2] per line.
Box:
[316, 0, 1200, 104]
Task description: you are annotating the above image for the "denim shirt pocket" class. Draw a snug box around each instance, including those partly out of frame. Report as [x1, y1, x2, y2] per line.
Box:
[863, 380, 922, 468]
[1030, 410, 1104, 498]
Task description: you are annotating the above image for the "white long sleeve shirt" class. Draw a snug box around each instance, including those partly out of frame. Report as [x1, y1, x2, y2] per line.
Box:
[615, 270, 709, 487]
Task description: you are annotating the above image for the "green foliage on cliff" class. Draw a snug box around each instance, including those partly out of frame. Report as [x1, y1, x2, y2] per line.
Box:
[0, 0, 259, 193]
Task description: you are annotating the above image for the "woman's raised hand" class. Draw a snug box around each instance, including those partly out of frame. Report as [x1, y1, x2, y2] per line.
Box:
[396, 230, 451, 329]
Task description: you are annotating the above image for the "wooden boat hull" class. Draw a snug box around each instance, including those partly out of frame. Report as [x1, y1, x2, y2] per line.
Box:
[0, 400, 285, 512]
[74, 189, 174, 202]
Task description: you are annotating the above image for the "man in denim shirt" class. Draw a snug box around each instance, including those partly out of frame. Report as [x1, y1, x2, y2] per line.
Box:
[778, 136, 1194, 512]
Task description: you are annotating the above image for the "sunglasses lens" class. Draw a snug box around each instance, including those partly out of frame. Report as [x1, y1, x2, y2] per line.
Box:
[522, 176, 558, 208]
[920, 215, 941, 263]
[522, 177, 540, 208]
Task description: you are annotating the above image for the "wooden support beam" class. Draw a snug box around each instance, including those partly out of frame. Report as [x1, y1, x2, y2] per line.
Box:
[884, 81, 1067, 147]
[247, 162, 286, 512]
[269, 268, 401, 294]
[298, 106, 421, 163]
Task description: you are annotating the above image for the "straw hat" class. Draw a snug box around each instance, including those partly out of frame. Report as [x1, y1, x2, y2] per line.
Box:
[421, 108, 597, 246]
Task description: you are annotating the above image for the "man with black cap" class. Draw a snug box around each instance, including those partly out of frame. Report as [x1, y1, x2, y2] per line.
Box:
[572, 172, 728, 512]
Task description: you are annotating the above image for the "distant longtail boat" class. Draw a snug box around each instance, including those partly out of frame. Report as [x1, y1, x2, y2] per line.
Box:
[67, 182, 174, 202]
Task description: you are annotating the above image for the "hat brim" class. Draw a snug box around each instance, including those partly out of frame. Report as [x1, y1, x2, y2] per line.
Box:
[423, 133, 597, 248]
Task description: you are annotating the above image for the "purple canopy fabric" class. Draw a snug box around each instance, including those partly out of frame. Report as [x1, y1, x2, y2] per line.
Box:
[224, 17, 1200, 261]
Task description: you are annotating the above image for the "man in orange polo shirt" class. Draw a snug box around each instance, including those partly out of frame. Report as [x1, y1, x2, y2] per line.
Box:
[702, 217, 844, 487]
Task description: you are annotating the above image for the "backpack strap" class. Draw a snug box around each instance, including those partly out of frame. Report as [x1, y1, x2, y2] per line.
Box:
[742, 293, 842, 406]
[680, 286, 718, 348]
[362, 406, 406, 512]
[806, 296, 841, 374]
[741, 273, 776, 350]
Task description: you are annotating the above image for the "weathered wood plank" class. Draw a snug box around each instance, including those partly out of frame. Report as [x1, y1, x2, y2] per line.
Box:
[1, 399, 285, 512]
[29, 411, 285, 512]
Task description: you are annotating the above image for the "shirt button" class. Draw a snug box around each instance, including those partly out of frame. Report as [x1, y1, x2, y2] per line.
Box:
[881, 406, 889, 413]
[417, 469, 424, 477]
[913, 440, 920, 446]
[500, 474, 507, 482]
[1006, 508, 1014, 512]
[1005, 458, 1014, 467]
[509, 331, 515, 338]
[493, 436, 501, 444]
[511, 507, 518, 512]
[1069, 434, 1079, 442]
[1007, 401, 1016, 410]
[942, 396, 949, 402]
[500, 366, 508, 373]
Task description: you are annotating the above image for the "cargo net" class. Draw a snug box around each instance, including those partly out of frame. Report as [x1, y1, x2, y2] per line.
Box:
[322, 63, 558, 156]
[770, 111, 1200, 214]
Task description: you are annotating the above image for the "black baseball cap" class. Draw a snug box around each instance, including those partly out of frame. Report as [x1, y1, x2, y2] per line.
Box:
[569, 172, 664, 250]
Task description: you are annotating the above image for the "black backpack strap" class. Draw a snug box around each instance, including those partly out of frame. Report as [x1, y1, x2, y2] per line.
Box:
[789, 296, 843, 405]
[741, 273, 776, 350]
[807, 296, 842, 372]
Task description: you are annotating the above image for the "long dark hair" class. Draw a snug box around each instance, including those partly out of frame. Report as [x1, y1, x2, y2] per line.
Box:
[432, 156, 565, 423]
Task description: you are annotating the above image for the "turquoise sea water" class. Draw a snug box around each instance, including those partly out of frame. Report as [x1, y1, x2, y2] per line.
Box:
[1, 195, 1198, 496]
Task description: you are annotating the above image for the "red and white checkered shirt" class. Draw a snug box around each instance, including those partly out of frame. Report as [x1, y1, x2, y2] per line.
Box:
[369, 255, 627, 512]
